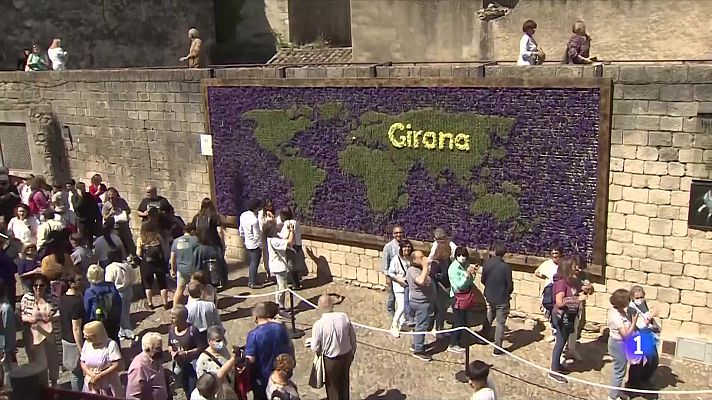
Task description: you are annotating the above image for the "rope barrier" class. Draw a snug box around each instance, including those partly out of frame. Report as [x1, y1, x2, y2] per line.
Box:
[285, 289, 712, 396]
[210, 287, 712, 395]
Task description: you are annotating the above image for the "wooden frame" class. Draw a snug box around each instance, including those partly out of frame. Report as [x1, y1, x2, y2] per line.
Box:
[201, 77, 613, 276]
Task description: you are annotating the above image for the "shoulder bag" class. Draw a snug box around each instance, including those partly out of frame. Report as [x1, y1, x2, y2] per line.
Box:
[308, 353, 325, 389]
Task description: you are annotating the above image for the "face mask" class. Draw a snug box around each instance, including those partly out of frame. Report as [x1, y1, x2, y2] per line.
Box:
[457, 256, 468, 265]
[634, 299, 644, 306]
[151, 350, 163, 361]
[213, 341, 225, 351]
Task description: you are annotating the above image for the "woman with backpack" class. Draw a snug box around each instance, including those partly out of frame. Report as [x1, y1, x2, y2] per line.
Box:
[27, 176, 52, 216]
[84, 264, 122, 342]
[191, 198, 224, 253]
[137, 227, 169, 310]
[193, 226, 228, 289]
[93, 218, 126, 268]
[548, 257, 587, 384]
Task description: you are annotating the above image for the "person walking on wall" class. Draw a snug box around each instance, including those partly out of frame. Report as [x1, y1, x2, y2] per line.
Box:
[25, 44, 49, 71]
[382, 226, 404, 320]
[180, 28, 203, 68]
[564, 20, 595, 64]
[239, 199, 263, 289]
[310, 294, 357, 400]
[517, 20, 545, 65]
[481, 243, 512, 357]
[47, 38, 68, 71]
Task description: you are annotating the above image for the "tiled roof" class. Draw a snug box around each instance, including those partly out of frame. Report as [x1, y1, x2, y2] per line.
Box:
[267, 47, 353, 65]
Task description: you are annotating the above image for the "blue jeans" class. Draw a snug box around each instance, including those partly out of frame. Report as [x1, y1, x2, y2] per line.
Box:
[386, 277, 395, 315]
[550, 313, 570, 371]
[118, 287, 133, 331]
[410, 301, 434, 353]
[608, 337, 627, 399]
[178, 362, 197, 399]
[247, 248, 262, 286]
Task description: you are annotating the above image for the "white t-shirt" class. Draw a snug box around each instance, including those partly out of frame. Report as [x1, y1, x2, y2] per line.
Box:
[517, 34, 538, 65]
[93, 233, 124, 263]
[267, 237, 289, 275]
[279, 219, 302, 246]
[607, 307, 631, 341]
[387, 256, 410, 294]
[428, 241, 456, 261]
[47, 47, 67, 70]
[535, 259, 558, 285]
[7, 216, 38, 244]
[189, 388, 211, 400]
[105, 261, 135, 290]
[471, 376, 497, 400]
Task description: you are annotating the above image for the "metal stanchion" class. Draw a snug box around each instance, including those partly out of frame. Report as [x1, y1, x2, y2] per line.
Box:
[288, 291, 305, 339]
[455, 344, 471, 383]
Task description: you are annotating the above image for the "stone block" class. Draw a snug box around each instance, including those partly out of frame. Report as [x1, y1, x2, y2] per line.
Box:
[611, 145, 638, 159]
[648, 190, 671, 205]
[633, 232, 663, 247]
[337, 244, 351, 253]
[611, 130, 623, 145]
[342, 265, 357, 280]
[635, 147, 658, 161]
[622, 243, 647, 258]
[694, 133, 712, 150]
[679, 149, 704, 163]
[631, 175, 660, 189]
[365, 249, 379, 257]
[633, 203, 657, 217]
[607, 255, 632, 269]
[331, 251, 346, 265]
[610, 158, 624, 171]
[647, 248, 673, 262]
[613, 100, 648, 115]
[662, 262, 684, 276]
[664, 236, 691, 250]
[609, 184, 623, 201]
[367, 269, 380, 284]
[682, 251, 700, 264]
[696, 279, 712, 293]
[612, 172, 631, 186]
[648, 131, 672, 147]
[615, 200, 634, 214]
[649, 218, 673, 235]
[649, 301, 671, 319]
[660, 84, 694, 101]
[694, 84, 712, 101]
[643, 161, 668, 176]
[667, 102, 700, 117]
[618, 66, 647, 83]
[607, 212, 626, 229]
[657, 287, 680, 303]
[686, 163, 709, 178]
[670, 303, 693, 321]
[323, 242, 338, 251]
[659, 176, 680, 190]
[684, 118, 707, 133]
[614, 116, 638, 130]
[610, 229, 633, 243]
[683, 264, 708, 278]
[681, 291, 707, 307]
[345, 252, 361, 267]
[672, 220, 688, 236]
[692, 307, 712, 325]
[607, 241, 624, 255]
[356, 266, 368, 283]
[667, 163, 685, 177]
[624, 269, 647, 283]
[691, 238, 712, 252]
[623, 159, 644, 174]
[660, 116, 684, 132]
[622, 187, 648, 203]
[635, 116, 660, 130]
[623, 84, 660, 100]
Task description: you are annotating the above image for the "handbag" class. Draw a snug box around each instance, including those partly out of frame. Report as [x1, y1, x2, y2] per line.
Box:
[454, 288, 478, 310]
[308, 353, 325, 389]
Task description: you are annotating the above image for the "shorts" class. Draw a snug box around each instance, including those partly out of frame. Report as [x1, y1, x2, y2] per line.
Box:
[176, 271, 191, 287]
[141, 261, 167, 290]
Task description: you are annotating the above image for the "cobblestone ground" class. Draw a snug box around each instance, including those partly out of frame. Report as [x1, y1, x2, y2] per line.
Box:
[27, 266, 712, 400]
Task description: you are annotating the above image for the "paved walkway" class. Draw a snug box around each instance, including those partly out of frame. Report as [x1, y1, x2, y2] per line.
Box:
[32, 266, 712, 400]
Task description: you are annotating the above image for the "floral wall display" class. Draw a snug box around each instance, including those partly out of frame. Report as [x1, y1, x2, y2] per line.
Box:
[207, 84, 602, 259]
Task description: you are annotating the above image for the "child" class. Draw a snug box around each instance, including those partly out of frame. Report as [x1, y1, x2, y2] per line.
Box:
[16, 243, 39, 292]
[69, 233, 94, 276]
[185, 281, 222, 342]
[188, 270, 217, 305]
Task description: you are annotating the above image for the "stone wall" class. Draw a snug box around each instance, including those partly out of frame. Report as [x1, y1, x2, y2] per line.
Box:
[350, 0, 712, 63]
[3, 63, 712, 342]
[0, 0, 215, 70]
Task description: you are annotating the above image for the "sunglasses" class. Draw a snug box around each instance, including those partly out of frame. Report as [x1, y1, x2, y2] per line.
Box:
[33, 284, 46, 288]
[393, 231, 404, 235]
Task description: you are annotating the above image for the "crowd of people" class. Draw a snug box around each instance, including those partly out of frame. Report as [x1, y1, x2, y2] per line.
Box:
[0, 165, 665, 400]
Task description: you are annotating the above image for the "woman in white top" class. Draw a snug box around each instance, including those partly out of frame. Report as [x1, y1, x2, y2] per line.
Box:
[263, 219, 295, 310]
[257, 199, 276, 275]
[387, 239, 412, 337]
[278, 206, 303, 289]
[607, 289, 639, 400]
[104, 251, 136, 340]
[7, 204, 39, 245]
[47, 38, 67, 71]
[467, 360, 497, 400]
[517, 19, 544, 65]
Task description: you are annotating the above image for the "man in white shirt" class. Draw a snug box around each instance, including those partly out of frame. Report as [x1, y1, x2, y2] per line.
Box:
[239, 199, 262, 288]
[105, 251, 135, 339]
[534, 244, 562, 342]
[310, 294, 357, 400]
[382, 226, 404, 317]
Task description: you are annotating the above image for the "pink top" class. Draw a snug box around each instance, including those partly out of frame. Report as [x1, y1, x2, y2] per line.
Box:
[126, 353, 168, 400]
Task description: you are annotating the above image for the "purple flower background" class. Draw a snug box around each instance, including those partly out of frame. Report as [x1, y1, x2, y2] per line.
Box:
[208, 86, 601, 258]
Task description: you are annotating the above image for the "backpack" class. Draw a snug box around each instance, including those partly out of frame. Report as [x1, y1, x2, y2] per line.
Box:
[541, 283, 554, 314]
[94, 291, 114, 323]
[143, 241, 164, 264]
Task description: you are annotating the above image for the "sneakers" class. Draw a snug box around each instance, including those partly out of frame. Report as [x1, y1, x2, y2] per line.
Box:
[447, 345, 466, 354]
[409, 345, 415, 352]
[492, 349, 504, 357]
[413, 352, 432, 362]
[390, 326, 401, 338]
[548, 372, 568, 383]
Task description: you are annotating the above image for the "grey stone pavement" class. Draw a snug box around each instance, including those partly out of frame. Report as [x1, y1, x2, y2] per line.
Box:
[20, 265, 712, 400]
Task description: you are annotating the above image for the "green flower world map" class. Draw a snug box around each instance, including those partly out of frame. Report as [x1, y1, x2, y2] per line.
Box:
[243, 102, 521, 222]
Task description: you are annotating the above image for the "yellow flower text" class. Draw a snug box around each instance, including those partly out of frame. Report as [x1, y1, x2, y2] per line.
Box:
[388, 122, 470, 151]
